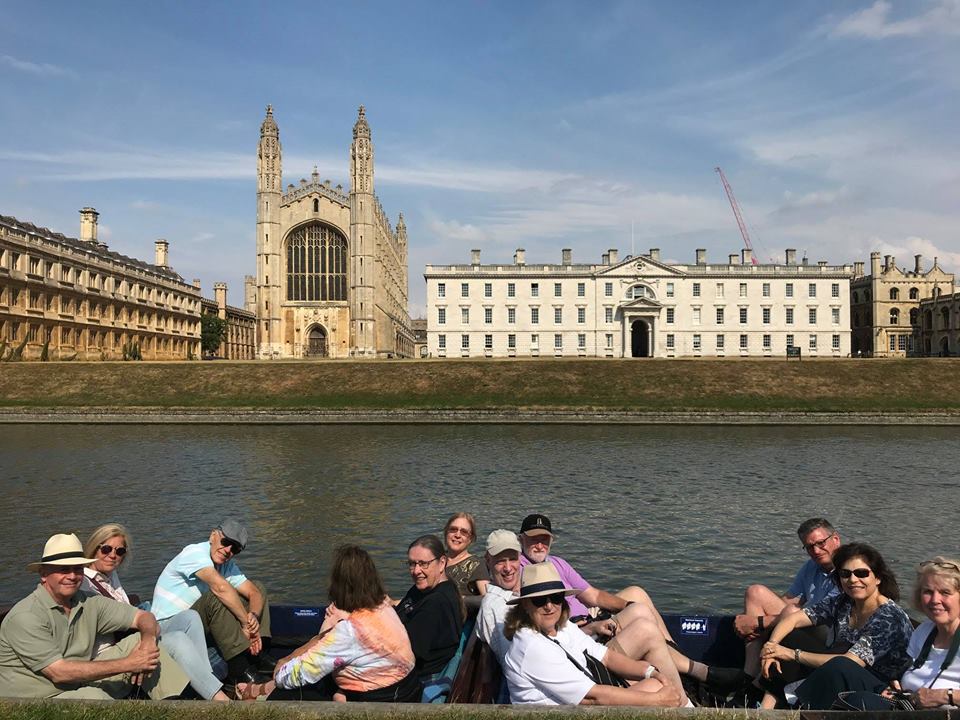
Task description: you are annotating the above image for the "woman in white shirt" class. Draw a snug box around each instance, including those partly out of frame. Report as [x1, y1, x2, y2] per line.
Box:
[501, 562, 685, 707]
[894, 557, 960, 708]
[82, 524, 230, 701]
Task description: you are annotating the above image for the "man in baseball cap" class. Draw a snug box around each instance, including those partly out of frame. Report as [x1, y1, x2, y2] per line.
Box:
[0, 533, 187, 699]
[518, 513, 747, 694]
[476, 529, 524, 662]
[150, 519, 273, 687]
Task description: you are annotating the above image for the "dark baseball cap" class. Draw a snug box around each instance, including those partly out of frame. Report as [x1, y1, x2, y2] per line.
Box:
[519, 514, 554, 537]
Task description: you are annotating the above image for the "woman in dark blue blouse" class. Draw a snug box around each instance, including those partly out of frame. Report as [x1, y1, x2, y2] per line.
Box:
[760, 543, 913, 709]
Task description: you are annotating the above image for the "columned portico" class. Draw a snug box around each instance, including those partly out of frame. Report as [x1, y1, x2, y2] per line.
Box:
[619, 298, 661, 358]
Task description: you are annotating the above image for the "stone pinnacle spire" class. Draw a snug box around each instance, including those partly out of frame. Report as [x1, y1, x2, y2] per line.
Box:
[352, 104, 370, 139]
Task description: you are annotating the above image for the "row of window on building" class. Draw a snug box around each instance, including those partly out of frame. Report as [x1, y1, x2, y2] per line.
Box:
[0, 247, 199, 311]
[438, 280, 842, 299]
[437, 305, 843, 326]
[0, 319, 192, 352]
[435, 332, 843, 352]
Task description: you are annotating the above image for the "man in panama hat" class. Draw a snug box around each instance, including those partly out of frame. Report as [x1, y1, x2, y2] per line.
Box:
[0, 533, 187, 699]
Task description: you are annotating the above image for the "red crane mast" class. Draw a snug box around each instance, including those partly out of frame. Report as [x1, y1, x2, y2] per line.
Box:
[715, 166, 758, 266]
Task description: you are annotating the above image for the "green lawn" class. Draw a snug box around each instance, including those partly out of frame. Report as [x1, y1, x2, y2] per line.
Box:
[0, 358, 958, 413]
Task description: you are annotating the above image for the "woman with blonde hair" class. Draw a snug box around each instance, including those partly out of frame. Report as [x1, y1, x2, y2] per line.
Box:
[442, 512, 488, 597]
[83, 523, 230, 701]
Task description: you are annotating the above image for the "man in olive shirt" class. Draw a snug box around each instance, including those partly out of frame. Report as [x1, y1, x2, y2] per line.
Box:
[0, 533, 186, 699]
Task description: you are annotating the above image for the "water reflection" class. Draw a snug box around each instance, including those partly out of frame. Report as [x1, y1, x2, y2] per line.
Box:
[1, 424, 957, 614]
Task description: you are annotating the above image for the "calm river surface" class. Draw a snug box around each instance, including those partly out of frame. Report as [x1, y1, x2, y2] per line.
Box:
[1, 424, 956, 614]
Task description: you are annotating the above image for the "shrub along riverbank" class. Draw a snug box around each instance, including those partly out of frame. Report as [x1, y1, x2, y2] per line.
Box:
[0, 358, 958, 413]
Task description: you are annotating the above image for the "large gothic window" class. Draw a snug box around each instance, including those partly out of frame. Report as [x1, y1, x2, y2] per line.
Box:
[285, 224, 348, 302]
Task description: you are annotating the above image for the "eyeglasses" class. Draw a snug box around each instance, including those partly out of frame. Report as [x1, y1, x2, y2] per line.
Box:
[920, 560, 960, 572]
[446, 526, 472, 537]
[839, 568, 872, 579]
[530, 592, 565, 608]
[98, 544, 127, 557]
[407, 558, 438, 570]
[220, 537, 243, 555]
[802, 533, 836, 553]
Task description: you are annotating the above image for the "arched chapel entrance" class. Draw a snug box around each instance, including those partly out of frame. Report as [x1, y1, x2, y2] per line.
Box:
[306, 325, 328, 358]
[631, 320, 650, 358]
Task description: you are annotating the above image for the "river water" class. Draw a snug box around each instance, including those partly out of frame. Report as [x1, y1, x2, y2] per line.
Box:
[1, 424, 956, 614]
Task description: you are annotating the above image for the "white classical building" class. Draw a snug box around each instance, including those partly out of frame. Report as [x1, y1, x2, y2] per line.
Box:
[425, 247, 853, 359]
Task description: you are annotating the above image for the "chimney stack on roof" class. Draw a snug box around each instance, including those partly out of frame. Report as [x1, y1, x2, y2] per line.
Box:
[649, 248, 660, 261]
[786, 248, 797, 265]
[608, 249, 619, 264]
[601, 252, 610, 265]
[854, 261, 864, 277]
[470, 249, 481, 265]
[729, 254, 739, 265]
[561, 248, 572, 265]
[514, 248, 525, 266]
[192, 278, 201, 289]
[79, 207, 99, 243]
[742, 248, 752, 265]
[915, 254, 923, 273]
[154, 239, 169, 269]
[696, 248, 706, 265]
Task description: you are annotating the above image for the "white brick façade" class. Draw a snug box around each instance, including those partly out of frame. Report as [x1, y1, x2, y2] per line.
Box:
[425, 247, 853, 359]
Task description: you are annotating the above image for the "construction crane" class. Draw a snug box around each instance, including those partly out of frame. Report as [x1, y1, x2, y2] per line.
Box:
[715, 166, 758, 266]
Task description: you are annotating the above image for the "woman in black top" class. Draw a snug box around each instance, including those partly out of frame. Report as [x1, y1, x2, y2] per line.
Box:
[395, 534, 464, 680]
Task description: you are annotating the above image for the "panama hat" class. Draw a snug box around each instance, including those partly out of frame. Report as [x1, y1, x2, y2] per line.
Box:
[506, 561, 579, 605]
[27, 533, 97, 571]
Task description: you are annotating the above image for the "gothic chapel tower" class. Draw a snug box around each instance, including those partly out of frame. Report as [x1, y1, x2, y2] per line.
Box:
[349, 106, 376, 356]
[256, 105, 282, 357]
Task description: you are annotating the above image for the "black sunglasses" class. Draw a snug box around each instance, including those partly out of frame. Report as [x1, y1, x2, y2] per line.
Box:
[220, 537, 243, 554]
[839, 568, 872, 579]
[530, 592, 566, 608]
[98, 544, 127, 557]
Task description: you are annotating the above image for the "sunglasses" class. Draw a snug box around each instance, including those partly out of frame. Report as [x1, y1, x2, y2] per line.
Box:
[220, 537, 243, 554]
[530, 592, 566, 608]
[446, 526, 472, 537]
[98, 544, 127, 557]
[920, 560, 960, 572]
[839, 568, 872, 579]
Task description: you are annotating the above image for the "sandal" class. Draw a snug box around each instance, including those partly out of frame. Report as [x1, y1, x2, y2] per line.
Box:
[234, 681, 262, 702]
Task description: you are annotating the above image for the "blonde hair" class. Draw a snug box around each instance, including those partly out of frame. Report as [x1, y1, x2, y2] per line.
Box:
[84, 523, 132, 566]
[913, 556, 960, 612]
[444, 512, 477, 542]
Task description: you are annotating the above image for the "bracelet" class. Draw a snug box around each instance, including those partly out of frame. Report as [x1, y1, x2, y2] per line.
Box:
[794, 648, 803, 664]
[948, 688, 955, 706]
[757, 615, 765, 632]
[644, 664, 657, 679]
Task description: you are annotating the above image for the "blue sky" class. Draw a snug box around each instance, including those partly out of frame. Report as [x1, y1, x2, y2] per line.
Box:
[2, 1, 958, 315]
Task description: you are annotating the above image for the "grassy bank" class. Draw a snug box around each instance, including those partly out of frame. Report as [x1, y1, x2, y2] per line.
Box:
[0, 701, 792, 720]
[0, 358, 958, 413]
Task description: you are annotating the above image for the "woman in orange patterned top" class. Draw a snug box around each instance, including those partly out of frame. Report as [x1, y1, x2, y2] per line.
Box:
[238, 545, 420, 702]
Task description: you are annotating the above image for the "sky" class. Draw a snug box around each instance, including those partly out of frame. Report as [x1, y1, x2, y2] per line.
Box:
[1, 1, 958, 316]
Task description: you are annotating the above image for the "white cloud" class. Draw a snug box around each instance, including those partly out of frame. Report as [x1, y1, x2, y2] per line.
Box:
[425, 218, 489, 244]
[130, 199, 161, 210]
[832, 0, 960, 38]
[0, 54, 75, 77]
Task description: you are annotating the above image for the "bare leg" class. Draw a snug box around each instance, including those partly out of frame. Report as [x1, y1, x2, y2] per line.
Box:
[742, 584, 788, 677]
[617, 586, 675, 643]
[608, 616, 685, 698]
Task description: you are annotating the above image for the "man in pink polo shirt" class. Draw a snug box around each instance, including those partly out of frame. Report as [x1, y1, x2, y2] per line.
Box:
[517, 513, 746, 694]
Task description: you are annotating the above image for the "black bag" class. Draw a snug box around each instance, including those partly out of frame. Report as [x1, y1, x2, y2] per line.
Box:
[548, 637, 629, 688]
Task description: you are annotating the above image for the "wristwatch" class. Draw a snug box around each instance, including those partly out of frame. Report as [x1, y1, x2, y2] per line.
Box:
[794, 648, 802, 663]
[644, 664, 658, 679]
[948, 688, 955, 706]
